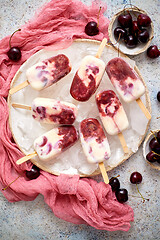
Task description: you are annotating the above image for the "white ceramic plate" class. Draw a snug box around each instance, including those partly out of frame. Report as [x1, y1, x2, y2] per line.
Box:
[8, 39, 151, 176]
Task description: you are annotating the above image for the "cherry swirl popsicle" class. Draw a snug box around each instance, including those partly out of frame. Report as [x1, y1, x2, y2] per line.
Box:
[96, 90, 129, 153]
[106, 57, 151, 119]
[70, 38, 107, 102]
[80, 118, 111, 184]
[12, 98, 77, 125]
[16, 125, 78, 165]
[9, 54, 71, 94]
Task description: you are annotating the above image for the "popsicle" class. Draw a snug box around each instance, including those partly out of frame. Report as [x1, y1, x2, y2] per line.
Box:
[16, 125, 78, 164]
[106, 57, 151, 119]
[96, 90, 129, 153]
[9, 54, 71, 95]
[70, 38, 107, 102]
[79, 118, 111, 184]
[12, 98, 77, 125]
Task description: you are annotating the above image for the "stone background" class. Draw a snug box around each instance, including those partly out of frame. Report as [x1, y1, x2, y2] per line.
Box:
[0, 0, 159, 239]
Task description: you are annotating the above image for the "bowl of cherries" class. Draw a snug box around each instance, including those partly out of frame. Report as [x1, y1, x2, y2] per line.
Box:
[143, 130, 160, 170]
[108, 6, 154, 55]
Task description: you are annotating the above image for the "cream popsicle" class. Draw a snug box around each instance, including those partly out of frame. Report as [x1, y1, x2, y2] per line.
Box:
[70, 55, 105, 101]
[106, 57, 145, 103]
[96, 90, 129, 153]
[16, 125, 78, 164]
[12, 98, 77, 125]
[26, 54, 71, 91]
[96, 90, 129, 135]
[9, 54, 71, 94]
[31, 98, 77, 125]
[79, 118, 111, 164]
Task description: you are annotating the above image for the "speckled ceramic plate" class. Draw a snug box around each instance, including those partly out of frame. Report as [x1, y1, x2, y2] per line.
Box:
[108, 7, 154, 55]
[8, 39, 151, 176]
[143, 129, 160, 170]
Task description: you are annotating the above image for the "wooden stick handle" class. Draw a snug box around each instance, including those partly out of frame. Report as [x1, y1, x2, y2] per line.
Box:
[118, 132, 129, 154]
[16, 151, 37, 165]
[12, 103, 32, 110]
[9, 80, 29, 95]
[98, 162, 109, 184]
[95, 38, 107, 59]
[136, 98, 151, 120]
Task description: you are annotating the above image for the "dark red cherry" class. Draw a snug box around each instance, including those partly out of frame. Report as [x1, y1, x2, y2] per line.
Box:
[124, 34, 138, 48]
[7, 29, 22, 62]
[157, 158, 160, 164]
[26, 165, 40, 180]
[7, 47, 21, 62]
[85, 21, 99, 36]
[130, 172, 142, 184]
[114, 27, 127, 39]
[157, 131, 160, 142]
[146, 151, 160, 162]
[138, 29, 149, 43]
[137, 14, 151, 27]
[115, 188, 128, 203]
[157, 92, 160, 102]
[118, 13, 132, 28]
[147, 45, 160, 58]
[149, 138, 160, 153]
[109, 177, 120, 192]
[131, 21, 139, 34]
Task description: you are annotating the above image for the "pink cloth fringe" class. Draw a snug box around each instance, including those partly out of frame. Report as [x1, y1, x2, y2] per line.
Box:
[0, 0, 134, 231]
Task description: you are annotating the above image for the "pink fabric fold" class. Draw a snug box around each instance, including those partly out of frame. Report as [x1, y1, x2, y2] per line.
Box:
[0, 0, 134, 231]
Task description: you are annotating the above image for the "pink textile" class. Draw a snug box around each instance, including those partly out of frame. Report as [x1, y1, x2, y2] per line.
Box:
[0, 0, 134, 231]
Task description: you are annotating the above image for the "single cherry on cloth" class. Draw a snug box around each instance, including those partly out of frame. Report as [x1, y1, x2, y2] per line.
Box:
[26, 165, 40, 180]
[85, 6, 101, 36]
[115, 188, 128, 203]
[85, 21, 99, 36]
[7, 29, 22, 62]
[147, 45, 160, 59]
[130, 172, 142, 184]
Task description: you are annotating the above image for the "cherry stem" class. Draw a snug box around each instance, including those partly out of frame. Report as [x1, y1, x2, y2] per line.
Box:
[9, 29, 21, 49]
[130, 194, 149, 201]
[2, 175, 21, 191]
[150, 130, 157, 141]
[111, 174, 120, 180]
[136, 184, 146, 203]
[107, 32, 121, 47]
[152, 151, 160, 157]
[97, 7, 102, 28]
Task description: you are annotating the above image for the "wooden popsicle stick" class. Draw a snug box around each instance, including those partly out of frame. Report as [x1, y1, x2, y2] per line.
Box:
[98, 162, 109, 184]
[12, 103, 32, 110]
[118, 132, 128, 154]
[16, 151, 37, 165]
[95, 38, 107, 59]
[136, 98, 151, 120]
[9, 80, 29, 95]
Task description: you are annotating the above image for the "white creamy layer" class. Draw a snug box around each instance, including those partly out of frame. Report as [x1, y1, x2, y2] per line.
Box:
[78, 55, 105, 87]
